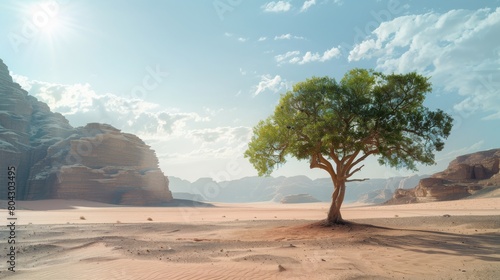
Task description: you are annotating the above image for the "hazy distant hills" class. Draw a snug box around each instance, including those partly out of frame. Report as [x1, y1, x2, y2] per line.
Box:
[168, 151, 500, 206]
[169, 174, 427, 204]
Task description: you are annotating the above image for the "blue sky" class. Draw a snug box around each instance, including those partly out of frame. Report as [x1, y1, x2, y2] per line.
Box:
[1, 0, 499, 182]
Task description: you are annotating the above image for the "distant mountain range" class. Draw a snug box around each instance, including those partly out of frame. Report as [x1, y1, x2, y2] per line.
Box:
[169, 174, 427, 204]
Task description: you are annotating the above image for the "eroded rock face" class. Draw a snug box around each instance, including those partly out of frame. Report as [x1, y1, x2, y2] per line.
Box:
[0, 58, 172, 205]
[27, 123, 173, 205]
[0, 59, 75, 199]
[433, 149, 500, 181]
[387, 149, 500, 204]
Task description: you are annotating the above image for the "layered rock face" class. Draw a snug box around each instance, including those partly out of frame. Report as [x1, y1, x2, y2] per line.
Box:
[27, 123, 173, 205]
[387, 149, 500, 204]
[0, 59, 75, 199]
[433, 149, 500, 181]
[0, 59, 172, 205]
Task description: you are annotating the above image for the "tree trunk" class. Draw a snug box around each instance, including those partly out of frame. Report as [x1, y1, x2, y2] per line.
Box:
[326, 180, 346, 224]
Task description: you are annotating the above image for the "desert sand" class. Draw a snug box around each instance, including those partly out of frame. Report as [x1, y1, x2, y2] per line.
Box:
[1, 198, 499, 280]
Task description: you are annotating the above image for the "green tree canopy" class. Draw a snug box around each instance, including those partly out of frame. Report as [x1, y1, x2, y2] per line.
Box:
[244, 69, 453, 224]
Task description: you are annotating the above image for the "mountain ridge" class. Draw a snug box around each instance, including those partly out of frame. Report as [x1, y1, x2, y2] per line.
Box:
[168, 174, 427, 204]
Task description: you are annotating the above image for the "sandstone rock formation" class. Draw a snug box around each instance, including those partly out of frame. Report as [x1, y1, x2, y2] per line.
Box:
[387, 149, 500, 204]
[0, 58, 172, 205]
[433, 149, 500, 181]
[0, 59, 75, 199]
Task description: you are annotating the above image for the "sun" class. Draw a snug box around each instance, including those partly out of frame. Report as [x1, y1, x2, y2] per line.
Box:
[28, 2, 64, 37]
[21, 0, 81, 52]
[38, 17, 63, 36]
[22, 0, 78, 38]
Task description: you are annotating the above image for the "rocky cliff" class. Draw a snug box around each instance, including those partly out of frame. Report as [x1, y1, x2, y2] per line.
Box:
[0, 59, 172, 205]
[387, 149, 500, 204]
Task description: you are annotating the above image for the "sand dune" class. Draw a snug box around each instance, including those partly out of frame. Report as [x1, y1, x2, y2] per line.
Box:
[1, 198, 499, 279]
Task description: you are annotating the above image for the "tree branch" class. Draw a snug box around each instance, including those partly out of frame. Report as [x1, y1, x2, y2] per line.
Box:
[329, 146, 341, 166]
[346, 178, 370, 182]
[347, 164, 365, 178]
[344, 149, 361, 169]
[310, 153, 323, 168]
[310, 154, 331, 173]
[309, 153, 338, 181]
[318, 153, 337, 180]
[348, 151, 376, 174]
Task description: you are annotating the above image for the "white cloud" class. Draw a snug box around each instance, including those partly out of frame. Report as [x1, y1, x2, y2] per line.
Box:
[12, 78, 100, 116]
[274, 50, 301, 63]
[300, 0, 316, 12]
[11, 75, 208, 137]
[188, 126, 251, 145]
[10, 75, 253, 180]
[254, 74, 287, 96]
[321, 46, 342, 61]
[288, 57, 301, 64]
[274, 33, 305, 40]
[224, 32, 248, 43]
[274, 46, 341, 65]
[10, 73, 30, 90]
[299, 51, 321, 64]
[275, 34, 291, 40]
[348, 8, 500, 119]
[157, 126, 251, 163]
[262, 1, 292, 13]
[258, 36, 267, 41]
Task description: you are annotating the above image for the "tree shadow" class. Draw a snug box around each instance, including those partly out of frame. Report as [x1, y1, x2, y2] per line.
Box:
[364, 231, 500, 262]
[348, 217, 500, 263]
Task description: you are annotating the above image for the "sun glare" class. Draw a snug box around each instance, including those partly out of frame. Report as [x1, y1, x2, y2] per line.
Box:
[29, 2, 63, 35]
[13, 0, 86, 57]
[39, 16, 62, 36]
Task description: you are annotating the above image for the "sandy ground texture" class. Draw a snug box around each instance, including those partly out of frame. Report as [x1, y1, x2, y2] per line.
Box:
[0, 198, 499, 280]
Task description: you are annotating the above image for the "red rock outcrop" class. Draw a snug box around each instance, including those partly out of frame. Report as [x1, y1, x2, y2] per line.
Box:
[433, 149, 500, 181]
[0, 58, 172, 205]
[0, 59, 75, 199]
[387, 149, 500, 204]
[27, 123, 172, 205]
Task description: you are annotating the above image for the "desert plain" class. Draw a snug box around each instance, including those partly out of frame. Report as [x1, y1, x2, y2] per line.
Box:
[0, 197, 499, 280]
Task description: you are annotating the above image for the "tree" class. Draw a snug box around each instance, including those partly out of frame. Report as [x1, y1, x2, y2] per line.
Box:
[244, 69, 453, 225]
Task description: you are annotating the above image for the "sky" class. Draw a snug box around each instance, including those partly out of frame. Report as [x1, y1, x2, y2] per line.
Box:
[1, 0, 499, 182]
